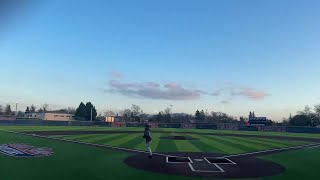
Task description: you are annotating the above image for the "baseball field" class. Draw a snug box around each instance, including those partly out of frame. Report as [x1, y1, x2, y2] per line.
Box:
[1, 125, 320, 180]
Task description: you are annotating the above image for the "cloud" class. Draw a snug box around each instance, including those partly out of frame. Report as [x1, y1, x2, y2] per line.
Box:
[211, 88, 224, 96]
[107, 79, 206, 100]
[220, 100, 229, 104]
[104, 73, 269, 101]
[230, 87, 269, 100]
[110, 71, 124, 79]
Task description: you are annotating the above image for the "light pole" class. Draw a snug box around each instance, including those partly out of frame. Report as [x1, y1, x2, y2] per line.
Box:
[91, 108, 93, 121]
[15, 103, 18, 117]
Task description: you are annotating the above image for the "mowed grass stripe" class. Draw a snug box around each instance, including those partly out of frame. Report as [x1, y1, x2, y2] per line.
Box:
[227, 136, 288, 149]
[120, 135, 145, 149]
[217, 136, 272, 151]
[201, 135, 249, 154]
[207, 135, 260, 152]
[156, 138, 178, 152]
[88, 134, 129, 144]
[191, 134, 238, 154]
[174, 140, 200, 152]
[105, 134, 141, 146]
[63, 134, 99, 141]
[188, 138, 225, 153]
[249, 137, 309, 146]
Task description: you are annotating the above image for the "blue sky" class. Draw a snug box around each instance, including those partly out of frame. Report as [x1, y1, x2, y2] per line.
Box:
[1, 0, 320, 120]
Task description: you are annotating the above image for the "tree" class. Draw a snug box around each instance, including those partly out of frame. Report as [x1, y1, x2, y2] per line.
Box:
[30, 105, 36, 113]
[266, 119, 275, 126]
[298, 106, 312, 117]
[200, 110, 205, 121]
[120, 109, 131, 121]
[239, 116, 246, 123]
[289, 115, 311, 126]
[195, 110, 201, 121]
[5, 104, 12, 115]
[25, 106, 30, 113]
[162, 107, 172, 123]
[155, 112, 164, 122]
[43, 103, 49, 112]
[104, 110, 115, 117]
[314, 104, 320, 123]
[85, 102, 97, 121]
[0, 105, 3, 115]
[75, 102, 86, 120]
[68, 107, 76, 114]
[17, 111, 24, 117]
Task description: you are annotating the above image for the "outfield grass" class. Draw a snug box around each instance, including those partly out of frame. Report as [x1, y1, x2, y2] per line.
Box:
[2, 125, 320, 139]
[56, 132, 310, 154]
[1, 127, 320, 180]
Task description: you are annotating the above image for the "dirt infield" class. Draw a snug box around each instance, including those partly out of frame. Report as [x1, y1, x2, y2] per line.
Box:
[27, 130, 320, 142]
[124, 152, 285, 179]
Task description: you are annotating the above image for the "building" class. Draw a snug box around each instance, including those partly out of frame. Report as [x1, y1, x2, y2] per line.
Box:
[25, 110, 75, 121]
[248, 111, 267, 125]
[105, 116, 115, 122]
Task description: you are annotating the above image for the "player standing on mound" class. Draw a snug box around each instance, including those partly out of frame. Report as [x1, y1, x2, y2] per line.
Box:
[143, 124, 152, 158]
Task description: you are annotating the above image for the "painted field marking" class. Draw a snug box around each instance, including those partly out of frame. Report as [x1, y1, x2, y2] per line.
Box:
[188, 163, 225, 173]
[221, 143, 320, 158]
[204, 157, 237, 165]
[166, 156, 193, 164]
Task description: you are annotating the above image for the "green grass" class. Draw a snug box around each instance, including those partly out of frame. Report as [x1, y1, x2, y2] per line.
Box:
[1, 126, 320, 180]
[2, 125, 320, 139]
[258, 147, 320, 180]
[0, 131, 198, 180]
[52, 132, 310, 155]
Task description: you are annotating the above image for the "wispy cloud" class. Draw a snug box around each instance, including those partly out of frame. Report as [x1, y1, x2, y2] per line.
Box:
[230, 87, 269, 100]
[110, 71, 124, 79]
[220, 100, 229, 104]
[107, 80, 206, 100]
[104, 73, 270, 101]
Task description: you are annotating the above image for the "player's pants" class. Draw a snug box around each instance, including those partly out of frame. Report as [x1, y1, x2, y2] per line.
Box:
[146, 141, 152, 156]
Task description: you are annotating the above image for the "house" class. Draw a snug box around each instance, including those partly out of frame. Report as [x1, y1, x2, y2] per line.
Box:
[25, 110, 75, 121]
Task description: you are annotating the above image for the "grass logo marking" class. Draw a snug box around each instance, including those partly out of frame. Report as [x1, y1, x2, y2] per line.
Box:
[0, 144, 53, 157]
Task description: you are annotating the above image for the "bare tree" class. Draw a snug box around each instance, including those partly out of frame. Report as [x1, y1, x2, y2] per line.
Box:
[104, 110, 115, 117]
[30, 105, 36, 113]
[0, 105, 3, 115]
[131, 104, 143, 117]
[68, 107, 76, 114]
[43, 103, 49, 112]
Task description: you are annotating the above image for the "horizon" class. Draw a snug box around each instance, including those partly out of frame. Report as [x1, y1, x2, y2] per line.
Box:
[1, 0, 320, 121]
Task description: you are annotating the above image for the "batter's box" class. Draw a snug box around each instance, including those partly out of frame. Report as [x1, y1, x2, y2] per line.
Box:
[166, 156, 193, 163]
[204, 157, 236, 165]
[188, 161, 225, 173]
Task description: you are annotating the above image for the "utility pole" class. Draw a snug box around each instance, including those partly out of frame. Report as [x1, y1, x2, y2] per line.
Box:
[15, 103, 18, 117]
[91, 108, 93, 121]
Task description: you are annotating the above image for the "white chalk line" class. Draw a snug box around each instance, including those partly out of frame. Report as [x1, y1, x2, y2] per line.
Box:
[222, 143, 320, 158]
[2, 130, 169, 157]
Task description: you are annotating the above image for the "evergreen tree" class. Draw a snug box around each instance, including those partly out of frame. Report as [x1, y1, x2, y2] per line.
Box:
[200, 110, 205, 121]
[85, 102, 97, 121]
[195, 110, 201, 121]
[75, 102, 87, 120]
[0, 105, 3, 115]
[25, 106, 30, 113]
[5, 104, 12, 115]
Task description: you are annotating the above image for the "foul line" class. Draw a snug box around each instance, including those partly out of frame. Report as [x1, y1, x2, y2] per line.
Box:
[221, 143, 320, 158]
[1, 130, 169, 157]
